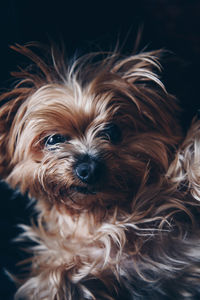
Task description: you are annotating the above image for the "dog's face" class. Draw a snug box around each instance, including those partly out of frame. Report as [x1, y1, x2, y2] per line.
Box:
[0, 45, 181, 213]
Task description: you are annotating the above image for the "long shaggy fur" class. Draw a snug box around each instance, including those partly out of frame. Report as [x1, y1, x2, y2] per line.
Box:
[1, 44, 200, 299]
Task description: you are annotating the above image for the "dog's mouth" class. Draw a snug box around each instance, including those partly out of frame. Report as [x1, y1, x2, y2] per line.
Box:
[70, 185, 97, 195]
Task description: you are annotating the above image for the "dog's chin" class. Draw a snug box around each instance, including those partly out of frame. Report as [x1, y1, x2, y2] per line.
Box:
[57, 180, 134, 212]
[58, 185, 100, 211]
[70, 185, 97, 195]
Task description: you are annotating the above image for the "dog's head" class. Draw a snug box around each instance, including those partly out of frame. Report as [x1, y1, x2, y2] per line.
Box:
[0, 45, 181, 213]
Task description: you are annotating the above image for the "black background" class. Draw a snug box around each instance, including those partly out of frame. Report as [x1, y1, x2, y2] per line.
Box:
[0, 0, 200, 299]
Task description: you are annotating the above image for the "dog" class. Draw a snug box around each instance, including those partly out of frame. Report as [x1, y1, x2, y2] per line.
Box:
[1, 44, 200, 299]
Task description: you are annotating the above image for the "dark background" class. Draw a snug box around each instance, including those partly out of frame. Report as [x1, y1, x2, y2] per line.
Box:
[0, 0, 200, 299]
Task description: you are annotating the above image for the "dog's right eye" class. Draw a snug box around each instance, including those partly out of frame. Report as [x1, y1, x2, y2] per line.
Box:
[44, 134, 69, 147]
[98, 123, 122, 144]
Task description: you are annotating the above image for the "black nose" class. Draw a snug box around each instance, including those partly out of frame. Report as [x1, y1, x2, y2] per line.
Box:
[75, 155, 103, 184]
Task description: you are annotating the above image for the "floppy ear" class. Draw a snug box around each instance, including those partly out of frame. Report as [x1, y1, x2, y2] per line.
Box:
[0, 43, 59, 177]
[0, 90, 28, 177]
[0, 45, 43, 177]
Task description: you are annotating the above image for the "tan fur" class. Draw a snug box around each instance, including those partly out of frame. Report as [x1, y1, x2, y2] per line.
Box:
[1, 44, 200, 299]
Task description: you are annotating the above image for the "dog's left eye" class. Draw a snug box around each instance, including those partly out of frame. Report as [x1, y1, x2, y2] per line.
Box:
[44, 134, 69, 147]
[98, 123, 122, 144]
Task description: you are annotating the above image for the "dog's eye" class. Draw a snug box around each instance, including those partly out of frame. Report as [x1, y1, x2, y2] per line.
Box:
[98, 123, 122, 144]
[44, 134, 69, 147]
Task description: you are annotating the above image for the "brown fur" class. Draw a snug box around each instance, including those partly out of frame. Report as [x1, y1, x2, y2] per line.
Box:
[1, 44, 200, 299]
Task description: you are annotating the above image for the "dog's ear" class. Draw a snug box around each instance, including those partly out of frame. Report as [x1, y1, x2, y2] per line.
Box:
[0, 44, 57, 177]
[110, 50, 179, 126]
[0, 89, 28, 176]
[0, 45, 41, 177]
[88, 50, 180, 136]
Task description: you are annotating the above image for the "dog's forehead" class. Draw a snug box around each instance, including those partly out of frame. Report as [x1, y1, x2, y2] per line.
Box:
[27, 83, 108, 110]
[22, 83, 115, 133]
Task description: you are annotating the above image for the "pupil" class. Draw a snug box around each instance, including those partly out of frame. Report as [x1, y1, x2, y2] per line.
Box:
[45, 134, 66, 146]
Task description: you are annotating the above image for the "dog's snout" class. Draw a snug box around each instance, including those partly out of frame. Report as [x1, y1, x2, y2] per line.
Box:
[75, 155, 103, 184]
